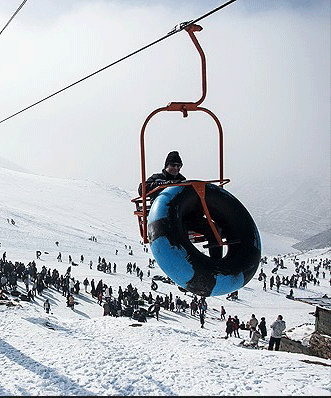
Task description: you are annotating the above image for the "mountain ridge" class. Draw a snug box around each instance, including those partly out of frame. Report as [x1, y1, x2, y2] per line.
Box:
[230, 174, 330, 241]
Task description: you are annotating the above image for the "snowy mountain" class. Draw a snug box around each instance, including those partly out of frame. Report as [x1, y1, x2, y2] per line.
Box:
[0, 167, 330, 396]
[0, 156, 30, 174]
[0, 166, 300, 258]
[292, 228, 331, 251]
[230, 174, 331, 241]
[0, 167, 140, 260]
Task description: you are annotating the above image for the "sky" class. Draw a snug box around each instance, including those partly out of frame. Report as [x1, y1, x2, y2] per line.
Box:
[0, 0, 330, 191]
[0, 165, 330, 395]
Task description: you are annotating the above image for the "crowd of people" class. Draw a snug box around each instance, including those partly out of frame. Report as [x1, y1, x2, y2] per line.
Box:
[1, 247, 328, 352]
[0, 249, 199, 324]
[257, 255, 331, 294]
[217, 307, 286, 350]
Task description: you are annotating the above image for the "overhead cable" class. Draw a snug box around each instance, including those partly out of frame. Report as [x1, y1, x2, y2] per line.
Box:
[0, 0, 29, 36]
[0, 0, 237, 125]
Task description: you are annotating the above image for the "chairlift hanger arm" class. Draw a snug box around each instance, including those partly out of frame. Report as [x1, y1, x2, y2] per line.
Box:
[137, 24, 226, 244]
[167, 24, 206, 115]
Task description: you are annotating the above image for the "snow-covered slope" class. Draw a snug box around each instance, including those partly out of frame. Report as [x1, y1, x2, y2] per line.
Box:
[0, 166, 299, 258]
[0, 167, 330, 396]
[0, 167, 140, 260]
[292, 228, 331, 251]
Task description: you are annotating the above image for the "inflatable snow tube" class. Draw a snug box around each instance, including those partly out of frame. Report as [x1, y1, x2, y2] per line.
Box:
[147, 183, 261, 297]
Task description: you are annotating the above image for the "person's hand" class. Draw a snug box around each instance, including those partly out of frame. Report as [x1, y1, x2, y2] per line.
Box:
[159, 180, 173, 185]
[166, 180, 180, 184]
[158, 180, 181, 186]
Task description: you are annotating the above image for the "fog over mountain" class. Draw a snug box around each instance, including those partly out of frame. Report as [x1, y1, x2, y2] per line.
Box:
[230, 174, 330, 241]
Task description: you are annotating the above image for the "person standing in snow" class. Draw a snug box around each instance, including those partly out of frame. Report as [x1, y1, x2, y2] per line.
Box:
[249, 314, 258, 337]
[199, 311, 205, 328]
[190, 299, 198, 316]
[258, 317, 267, 339]
[103, 301, 110, 316]
[44, 299, 51, 314]
[233, 315, 240, 337]
[268, 314, 286, 351]
[220, 305, 226, 320]
[90, 278, 96, 297]
[83, 277, 89, 293]
[95, 279, 103, 299]
[225, 316, 234, 338]
[74, 280, 80, 295]
[98, 290, 103, 306]
[154, 299, 161, 321]
[68, 294, 75, 310]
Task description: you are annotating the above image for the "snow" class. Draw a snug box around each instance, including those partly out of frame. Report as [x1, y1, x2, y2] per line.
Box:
[0, 167, 330, 396]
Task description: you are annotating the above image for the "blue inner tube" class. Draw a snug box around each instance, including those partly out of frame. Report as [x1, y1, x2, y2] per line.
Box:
[147, 183, 261, 297]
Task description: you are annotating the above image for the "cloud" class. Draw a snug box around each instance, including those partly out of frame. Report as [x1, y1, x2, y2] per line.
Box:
[0, 0, 329, 191]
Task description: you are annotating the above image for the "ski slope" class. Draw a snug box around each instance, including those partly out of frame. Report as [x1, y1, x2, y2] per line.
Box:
[0, 167, 330, 396]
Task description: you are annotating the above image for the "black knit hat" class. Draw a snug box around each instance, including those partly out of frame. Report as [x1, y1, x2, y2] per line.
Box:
[164, 151, 183, 168]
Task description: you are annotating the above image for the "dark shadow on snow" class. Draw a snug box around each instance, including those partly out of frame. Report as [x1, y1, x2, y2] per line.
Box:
[0, 338, 95, 396]
[23, 317, 73, 333]
[71, 308, 91, 319]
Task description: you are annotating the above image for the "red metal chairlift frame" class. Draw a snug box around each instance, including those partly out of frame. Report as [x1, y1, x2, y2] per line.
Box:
[132, 24, 230, 245]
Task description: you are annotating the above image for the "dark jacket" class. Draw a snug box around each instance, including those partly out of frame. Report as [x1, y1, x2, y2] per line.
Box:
[138, 169, 186, 201]
[258, 319, 267, 337]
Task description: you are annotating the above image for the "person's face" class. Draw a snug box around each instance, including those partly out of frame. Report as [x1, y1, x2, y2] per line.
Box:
[166, 162, 182, 176]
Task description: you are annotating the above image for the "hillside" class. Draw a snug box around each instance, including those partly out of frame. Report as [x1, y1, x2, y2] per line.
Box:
[0, 167, 330, 395]
[0, 167, 140, 260]
[292, 228, 331, 251]
[231, 174, 331, 241]
[0, 166, 300, 258]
